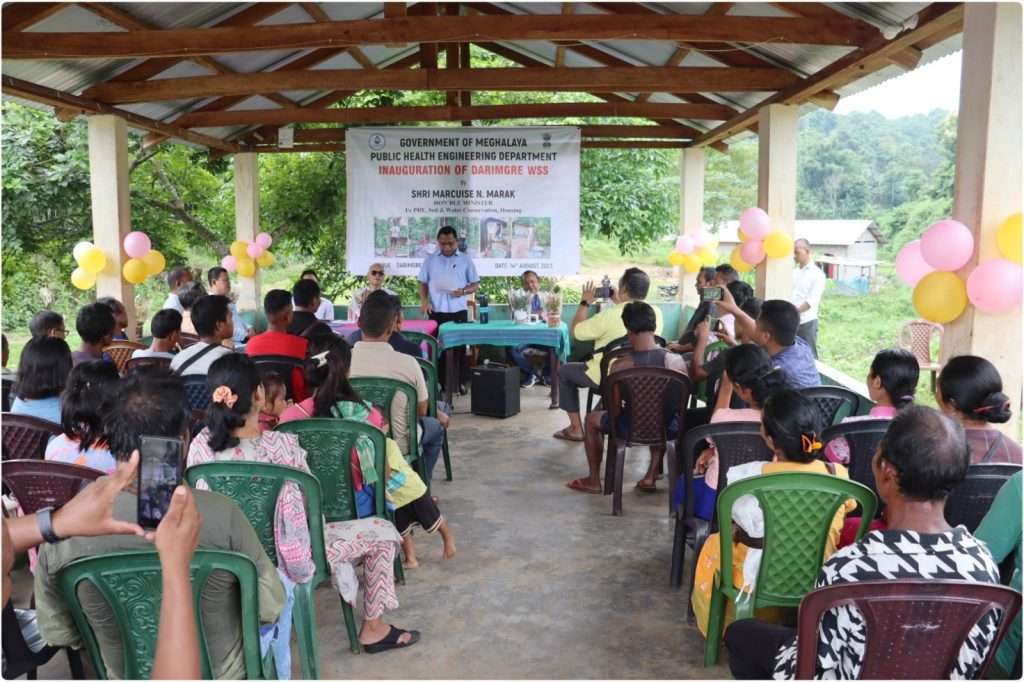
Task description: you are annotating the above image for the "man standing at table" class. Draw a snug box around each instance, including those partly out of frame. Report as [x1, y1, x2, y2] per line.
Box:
[418, 225, 480, 392]
[791, 238, 827, 359]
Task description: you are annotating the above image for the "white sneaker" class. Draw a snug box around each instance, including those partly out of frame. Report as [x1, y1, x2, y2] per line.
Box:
[521, 375, 537, 388]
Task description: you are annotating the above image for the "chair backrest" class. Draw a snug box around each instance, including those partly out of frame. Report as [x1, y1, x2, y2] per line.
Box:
[2, 459, 103, 515]
[795, 579, 1021, 680]
[403, 331, 438, 361]
[124, 356, 172, 375]
[799, 386, 861, 426]
[1, 414, 63, 461]
[417, 358, 440, 416]
[250, 354, 305, 402]
[718, 472, 878, 608]
[945, 463, 1023, 532]
[349, 377, 419, 460]
[1, 377, 14, 412]
[603, 367, 691, 446]
[103, 342, 146, 375]
[275, 418, 388, 522]
[58, 549, 265, 680]
[598, 345, 636, 386]
[178, 332, 200, 349]
[185, 461, 328, 586]
[181, 375, 212, 411]
[898, 319, 943, 366]
[821, 419, 891, 501]
[678, 422, 773, 520]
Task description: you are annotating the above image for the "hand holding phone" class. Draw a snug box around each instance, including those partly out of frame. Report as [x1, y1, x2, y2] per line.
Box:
[138, 436, 185, 530]
[700, 286, 724, 303]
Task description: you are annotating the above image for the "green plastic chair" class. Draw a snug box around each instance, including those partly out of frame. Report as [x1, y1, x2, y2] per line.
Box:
[185, 462, 330, 671]
[349, 377, 426, 484]
[275, 417, 405, 586]
[704, 471, 878, 666]
[58, 549, 271, 680]
[403, 330, 439, 362]
[417, 357, 453, 482]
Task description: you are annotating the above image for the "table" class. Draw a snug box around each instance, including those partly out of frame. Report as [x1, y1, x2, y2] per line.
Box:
[437, 320, 571, 408]
[328, 318, 439, 337]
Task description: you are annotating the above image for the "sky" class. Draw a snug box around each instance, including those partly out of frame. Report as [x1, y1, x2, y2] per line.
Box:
[834, 51, 962, 118]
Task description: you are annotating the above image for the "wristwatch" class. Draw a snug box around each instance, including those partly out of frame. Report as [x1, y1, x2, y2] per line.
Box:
[579, 300, 590, 307]
[36, 507, 63, 544]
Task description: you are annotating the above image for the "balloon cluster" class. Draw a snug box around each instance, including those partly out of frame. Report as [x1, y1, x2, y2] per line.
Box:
[732, 207, 794, 270]
[70, 231, 165, 290]
[668, 230, 719, 272]
[895, 214, 1022, 323]
[221, 232, 274, 279]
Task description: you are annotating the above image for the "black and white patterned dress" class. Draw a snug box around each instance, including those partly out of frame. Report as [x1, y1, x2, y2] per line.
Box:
[772, 527, 1001, 679]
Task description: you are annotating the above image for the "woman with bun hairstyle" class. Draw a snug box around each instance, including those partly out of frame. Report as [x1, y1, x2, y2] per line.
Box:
[937, 355, 1021, 464]
[691, 389, 857, 637]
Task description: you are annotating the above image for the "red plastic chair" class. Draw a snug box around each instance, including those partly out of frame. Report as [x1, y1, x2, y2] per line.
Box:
[2, 414, 62, 461]
[2, 460, 103, 515]
[795, 579, 1021, 679]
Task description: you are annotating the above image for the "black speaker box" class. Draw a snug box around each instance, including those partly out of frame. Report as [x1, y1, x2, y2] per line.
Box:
[470, 363, 520, 418]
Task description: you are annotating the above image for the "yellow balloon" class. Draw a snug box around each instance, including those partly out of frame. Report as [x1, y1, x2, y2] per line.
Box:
[142, 249, 166, 277]
[230, 240, 249, 260]
[764, 231, 794, 259]
[80, 247, 107, 274]
[698, 245, 718, 266]
[73, 241, 94, 264]
[668, 251, 687, 266]
[70, 267, 96, 290]
[996, 213, 1021, 264]
[256, 250, 275, 268]
[913, 271, 968, 324]
[730, 246, 754, 273]
[680, 253, 702, 273]
[122, 258, 148, 284]
[236, 257, 256, 278]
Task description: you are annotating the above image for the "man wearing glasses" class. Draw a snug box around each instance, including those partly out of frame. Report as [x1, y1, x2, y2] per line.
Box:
[348, 263, 395, 322]
[29, 311, 67, 340]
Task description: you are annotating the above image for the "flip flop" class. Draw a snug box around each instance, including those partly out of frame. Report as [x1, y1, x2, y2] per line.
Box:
[635, 480, 658, 493]
[363, 626, 421, 654]
[553, 428, 584, 442]
[567, 478, 602, 494]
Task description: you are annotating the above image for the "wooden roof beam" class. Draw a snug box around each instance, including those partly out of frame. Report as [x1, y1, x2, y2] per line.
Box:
[3, 14, 881, 59]
[2, 2, 66, 32]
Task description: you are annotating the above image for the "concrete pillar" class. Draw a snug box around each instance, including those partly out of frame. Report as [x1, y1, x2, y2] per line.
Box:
[755, 104, 799, 301]
[679, 147, 705, 310]
[234, 153, 261, 312]
[943, 3, 1022, 437]
[87, 114, 137, 340]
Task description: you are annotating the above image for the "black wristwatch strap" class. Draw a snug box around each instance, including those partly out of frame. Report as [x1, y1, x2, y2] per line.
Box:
[37, 507, 63, 543]
[579, 300, 590, 307]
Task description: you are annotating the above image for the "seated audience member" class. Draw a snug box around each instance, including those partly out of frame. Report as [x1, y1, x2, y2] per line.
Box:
[29, 311, 67, 340]
[97, 297, 129, 341]
[713, 264, 739, 287]
[257, 371, 288, 432]
[672, 266, 718, 352]
[349, 291, 446, 483]
[299, 270, 335, 321]
[34, 371, 286, 679]
[937, 355, 1021, 464]
[281, 334, 456, 569]
[348, 264, 394, 322]
[163, 266, 193, 312]
[187, 354, 420, 653]
[289, 279, 321, 337]
[246, 290, 308, 399]
[725, 406, 1002, 679]
[691, 390, 855, 637]
[717, 288, 820, 389]
[132, 309, 182, 360]
[824, 348, 919, 464]
[169, 295, 234, 376]
[11, 337, 72, 424]
[72, 303, 116, 367]
[347, 293, 422, 358]
[510, 270, 552, 388]
[207, 266, 250, 346]
[555, 267, 663, 442]
[689, 281, 756, 384]
[975, 471, 1023, 679]
[176, 281, 207, 337]
[1, 333, 12, 380]
[567, 302, 686, 494]
[45, 361, 119, 473]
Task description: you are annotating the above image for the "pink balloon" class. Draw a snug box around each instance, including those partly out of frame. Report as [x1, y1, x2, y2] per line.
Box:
[739, 239, 766, 266]
[675, 235, 695, 255]
[247, 242, 264, 259]
[739, 207, 771, 240]
[921, 219, 974, 272]
[221, 255, 237, 272]
[692, 231, 711, 249]
[256, 232, 273, 249]
[895, 240, 935, 287]
[967, 259, 1022, 314]
[123, 231, 151, 259]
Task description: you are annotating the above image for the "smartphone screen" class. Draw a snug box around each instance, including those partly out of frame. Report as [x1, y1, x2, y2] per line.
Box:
[137, 435, 184, 529]
[700, 286, 723, 302]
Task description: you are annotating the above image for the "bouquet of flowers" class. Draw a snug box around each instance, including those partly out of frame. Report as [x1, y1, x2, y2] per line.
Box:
[542, 289, 563, 327]
[508, 288, 531, 324]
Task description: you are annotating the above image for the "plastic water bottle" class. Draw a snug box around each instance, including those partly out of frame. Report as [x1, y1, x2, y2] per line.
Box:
[478, 293, 490, 324]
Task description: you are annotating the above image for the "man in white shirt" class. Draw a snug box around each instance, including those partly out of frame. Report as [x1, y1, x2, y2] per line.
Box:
[791, 238, 827, 358]
[299, 269, 335, 321]
[169, 295, 235, 376]
[162, 266, 193, 313]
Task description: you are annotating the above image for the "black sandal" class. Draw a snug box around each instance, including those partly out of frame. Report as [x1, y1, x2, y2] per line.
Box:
[363, 626, 421, 654]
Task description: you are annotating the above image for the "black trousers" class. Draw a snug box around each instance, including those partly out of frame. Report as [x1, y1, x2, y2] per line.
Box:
[430, 310, 469, 389]
[724, 618, 796, 680]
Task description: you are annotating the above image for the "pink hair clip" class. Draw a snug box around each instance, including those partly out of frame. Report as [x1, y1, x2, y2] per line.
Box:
[211, 385, 238, 408]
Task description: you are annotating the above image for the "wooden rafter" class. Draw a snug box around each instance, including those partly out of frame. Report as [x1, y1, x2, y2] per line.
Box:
[553, 3, 574, 68]
[300, 2, 331, 23]
[2, 14, 881, 59]
[2, 2, 65, 32]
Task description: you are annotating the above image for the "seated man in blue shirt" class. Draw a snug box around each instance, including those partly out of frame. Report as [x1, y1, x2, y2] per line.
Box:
[509, 270, 552, 388]
[716, 289, 819, 389]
